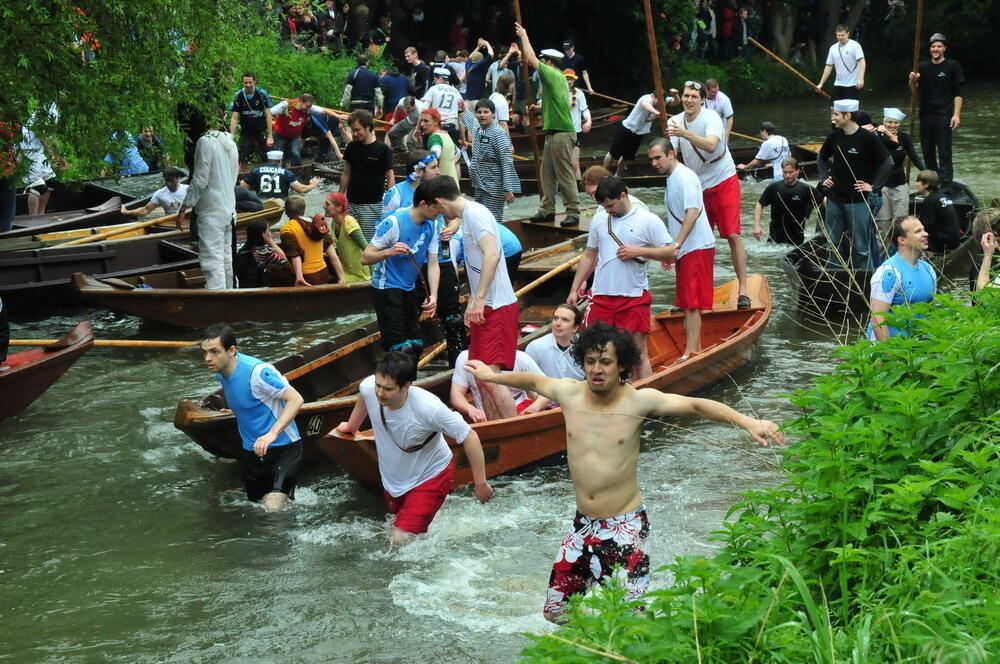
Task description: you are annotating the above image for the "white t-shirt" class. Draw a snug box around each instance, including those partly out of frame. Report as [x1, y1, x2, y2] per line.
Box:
[19, 126, 55, 186]
[459, 200, 517, 308]
[704, 90, 734, 121]
[754, 135, 791, 180]
[663, 162, 715, 259]
[358, 375, 470, 497]
[422, 83, 462, 124]
[826, 39, 865, 87]
[452, 349, 543, 410]
[150, 184, 189, 215]
[525, 333, 584, 380]
[622, 94, 659, 135]
[669, 108, 736, 190]
[569, 89, 589, 133]
[586, 203, 672, 297]
[488, 92, 510, 124]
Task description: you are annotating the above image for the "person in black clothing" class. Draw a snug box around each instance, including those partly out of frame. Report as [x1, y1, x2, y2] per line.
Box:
[341, 53, 383, 116]
[134, 126, 167, 171]
[908, 33, 964, 189]
[341, 110, 395, 240]
[228, 72, 274, 170]
[874, 107, 924, 233]
[915, 169, 961, 254]
[818, 98, 892, 269]
[404, 46, 433, 98]
[753, 157, 822, 246]
[317, 0, 346, 52]
[240, 150, 320, 200]
[560, 40, 593, 92]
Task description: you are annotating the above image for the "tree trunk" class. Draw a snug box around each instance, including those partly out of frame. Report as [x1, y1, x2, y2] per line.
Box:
[769, 3, 796, 60]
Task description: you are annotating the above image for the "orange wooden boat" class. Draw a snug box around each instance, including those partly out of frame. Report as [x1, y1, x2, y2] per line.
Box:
[0, 322, 94, 424]
[318, 274, 772, 491]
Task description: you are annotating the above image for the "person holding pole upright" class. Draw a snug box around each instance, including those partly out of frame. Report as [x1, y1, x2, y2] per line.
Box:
[515, 22, 582, 229]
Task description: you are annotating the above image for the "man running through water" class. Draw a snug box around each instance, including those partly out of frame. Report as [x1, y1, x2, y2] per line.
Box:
[463, 323, 783, 622]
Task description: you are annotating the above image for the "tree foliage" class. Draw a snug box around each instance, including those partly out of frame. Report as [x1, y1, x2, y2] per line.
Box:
[0, 1, 370, 178]
[522, 291, 1000, 662]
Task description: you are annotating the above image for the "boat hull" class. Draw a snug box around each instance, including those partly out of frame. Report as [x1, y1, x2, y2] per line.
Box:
[0, 322, 94, 423]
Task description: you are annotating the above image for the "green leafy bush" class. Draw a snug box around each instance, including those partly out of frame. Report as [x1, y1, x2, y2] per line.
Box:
[522, 292, 1000, 662]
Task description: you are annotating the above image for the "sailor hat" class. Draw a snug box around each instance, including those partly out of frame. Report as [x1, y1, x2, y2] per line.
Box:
[832, 99, 859, 112]
[433, 66, 451, 77]
[882, 107, 905, 121]
[266, 150, 284, 161]
[540, 48, 564, 60]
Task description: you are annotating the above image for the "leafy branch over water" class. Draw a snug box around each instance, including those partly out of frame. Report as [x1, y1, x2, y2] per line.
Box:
[522, 291, 1000, 662]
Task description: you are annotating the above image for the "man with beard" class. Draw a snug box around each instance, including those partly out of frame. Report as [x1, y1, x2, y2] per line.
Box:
[464, 323, 783, 622]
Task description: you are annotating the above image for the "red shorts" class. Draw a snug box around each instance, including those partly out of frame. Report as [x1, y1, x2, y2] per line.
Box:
[675, 248, 715, 311]
[469, 302, 519, 370]
[383, 461, 455, 534]
[516, 399, 533, 415]
[703, 174, 741, 236]
[584, 290, 652, 334]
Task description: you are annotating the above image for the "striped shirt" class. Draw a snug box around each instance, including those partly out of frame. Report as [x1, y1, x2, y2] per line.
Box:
[470, 121, 520, 196]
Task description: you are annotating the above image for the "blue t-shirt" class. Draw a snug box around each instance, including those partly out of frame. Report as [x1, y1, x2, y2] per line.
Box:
[371, 208, 439, 291]
[103, 133, 150, 176]
[453, 222, 522, 262]
[379, 73, 412, 111]
[243, 164, 298, 198]
[216, 354, 300, 451]
[866, 252, 936, 339]
[382, 181, 416, 216]
[348, 66, 380, 103]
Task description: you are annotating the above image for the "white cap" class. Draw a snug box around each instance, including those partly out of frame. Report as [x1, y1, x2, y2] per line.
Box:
[882, 107, 905, 121]
[433, 66, 451, 78]
[540, 48, 564, 60]
[266, 150, 284, 161]
[832, 99, 859, 112]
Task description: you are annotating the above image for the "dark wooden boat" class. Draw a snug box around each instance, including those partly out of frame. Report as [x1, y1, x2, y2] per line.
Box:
[0, 197, 124, 241]
[173, 303, 562, 462]
[0, 238, 200, 306]
[0, 321, 94, 424]
[74, 212, 588, 328]
[318, 274, 772, 491]
[785, 181, 980, 314]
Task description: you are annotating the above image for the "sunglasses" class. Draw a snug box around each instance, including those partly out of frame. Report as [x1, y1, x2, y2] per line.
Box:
[684, 80, 703, 90]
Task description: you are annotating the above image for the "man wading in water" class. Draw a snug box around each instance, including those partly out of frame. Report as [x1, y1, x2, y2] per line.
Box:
[463, 323, 784, 622]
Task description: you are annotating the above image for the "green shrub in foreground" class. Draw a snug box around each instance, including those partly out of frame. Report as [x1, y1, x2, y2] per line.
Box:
[521, 292, 1000, 663]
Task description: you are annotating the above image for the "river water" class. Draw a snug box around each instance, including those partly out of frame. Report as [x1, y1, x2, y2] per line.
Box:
[2, 83, 996, 663]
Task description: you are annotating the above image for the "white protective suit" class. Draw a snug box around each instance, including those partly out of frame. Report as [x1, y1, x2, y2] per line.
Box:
[183, 130, 239, 289]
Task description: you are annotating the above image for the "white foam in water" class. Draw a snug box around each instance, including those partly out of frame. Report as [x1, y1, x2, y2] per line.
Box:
[294, 517, 384, 545]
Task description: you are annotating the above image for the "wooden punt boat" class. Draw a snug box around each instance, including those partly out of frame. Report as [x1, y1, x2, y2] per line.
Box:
[0, 321, 94, 424]
[784, 181, 980, 313]
[319, 274, 772, 491]
[0, 197, 124, 241]
[173, 303, 563, 462]
[73, 212, 588, 328]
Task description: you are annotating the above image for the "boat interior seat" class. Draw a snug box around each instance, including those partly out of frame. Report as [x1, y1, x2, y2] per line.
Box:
[178, 271, 206, 288]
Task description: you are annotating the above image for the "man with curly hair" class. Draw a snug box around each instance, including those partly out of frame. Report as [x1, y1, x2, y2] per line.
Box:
[463, 322, 784, 622]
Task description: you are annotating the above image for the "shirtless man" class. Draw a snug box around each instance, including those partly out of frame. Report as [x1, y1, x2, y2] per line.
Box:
[464, 323, 783, 622]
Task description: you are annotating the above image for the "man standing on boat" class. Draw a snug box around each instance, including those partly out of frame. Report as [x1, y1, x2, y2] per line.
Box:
[818, 99, 892, 270]
[875, 108, 925, 234]
[428, 176, 520, 420]
[177, 126, 239, 290]
[200, 323, 305, 511]
[868, 216, 936, 341]
[340, 109, 395, 240]
[228, 72, 274, 171]
[362, 180, 441, 359]
[463, 323, 783, 622]
[752, 157, 821, 246]
[567, 175, 674, 378]
[515, 23, 582, 229]
[648, 138, 717, 362]
[335, 351, 494, 546]
[602, 92, 670, 177]
[815, 25, 866, 100]
[909, 33, 964, 190]
[736, 122, 790, 180]
[703, 79, 734, 142]
[667, 80, 752, 309]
